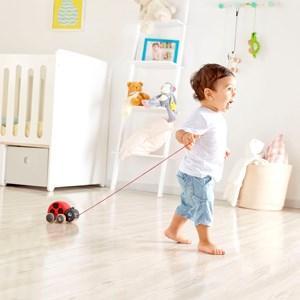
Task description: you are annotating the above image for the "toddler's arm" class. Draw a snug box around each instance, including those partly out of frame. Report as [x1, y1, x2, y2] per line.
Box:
[176, 130, 199, 150]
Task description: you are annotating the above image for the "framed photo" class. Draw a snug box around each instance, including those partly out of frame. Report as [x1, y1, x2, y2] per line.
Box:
[52, 0, 84, 30]
[141, 38, 180, 63]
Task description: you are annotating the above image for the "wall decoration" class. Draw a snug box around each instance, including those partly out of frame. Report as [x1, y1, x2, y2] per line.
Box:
[141, 38, 180, 64]
[52, 0, 84, 30]
[218, 1, 276, 9]
[227, 9, 242, 73]
[248, 4, 261, 58]
[219, 1, 278, 65]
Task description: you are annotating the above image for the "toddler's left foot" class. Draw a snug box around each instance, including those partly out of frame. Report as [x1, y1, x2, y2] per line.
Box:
[198, 241, 225, 255]
[164, 229, 192, 244]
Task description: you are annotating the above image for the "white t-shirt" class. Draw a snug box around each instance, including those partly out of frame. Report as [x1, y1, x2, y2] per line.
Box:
[179, 106, 227, 182]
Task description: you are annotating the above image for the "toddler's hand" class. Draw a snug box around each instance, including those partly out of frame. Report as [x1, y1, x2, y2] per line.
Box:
[225, 150, 231, 159]
[182, 132, 199, 150]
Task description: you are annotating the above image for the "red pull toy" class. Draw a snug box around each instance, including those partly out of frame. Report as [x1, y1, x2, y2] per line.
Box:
[46, 201, 79, 223]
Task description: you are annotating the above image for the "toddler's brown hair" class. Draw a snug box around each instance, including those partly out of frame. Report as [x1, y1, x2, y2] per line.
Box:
[190, 64, 234, 101]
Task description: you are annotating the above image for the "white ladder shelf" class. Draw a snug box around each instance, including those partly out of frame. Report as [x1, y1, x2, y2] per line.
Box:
[110, 0, 190, 197]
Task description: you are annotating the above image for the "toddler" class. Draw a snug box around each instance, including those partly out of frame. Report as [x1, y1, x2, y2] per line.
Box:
[164, 64, 236, 255]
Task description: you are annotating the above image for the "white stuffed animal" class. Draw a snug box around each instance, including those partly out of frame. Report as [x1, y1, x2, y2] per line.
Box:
[135, 0, 176, 32]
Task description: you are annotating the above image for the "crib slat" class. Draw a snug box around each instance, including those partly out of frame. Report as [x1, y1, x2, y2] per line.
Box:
[18, 66, 29, 139]
[29, 66, 41, 139]
[0, 67, 3, 135]
[41, 59, 55, 143]
[6, 65, 16, 138]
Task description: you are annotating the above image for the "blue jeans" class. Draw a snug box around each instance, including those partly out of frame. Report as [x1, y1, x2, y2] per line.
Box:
[175, 171, 215, 226]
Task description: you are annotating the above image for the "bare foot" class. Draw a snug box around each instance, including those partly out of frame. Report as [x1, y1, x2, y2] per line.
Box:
[198, 241, 225, 255]
[164, 229, 192, 244]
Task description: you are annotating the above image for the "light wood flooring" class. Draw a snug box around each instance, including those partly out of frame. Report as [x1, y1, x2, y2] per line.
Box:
[0, 185, 299, 300]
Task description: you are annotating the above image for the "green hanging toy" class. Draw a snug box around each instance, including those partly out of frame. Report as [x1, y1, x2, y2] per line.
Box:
[248, 3, 260, 58]
[248, 32, 260, 58]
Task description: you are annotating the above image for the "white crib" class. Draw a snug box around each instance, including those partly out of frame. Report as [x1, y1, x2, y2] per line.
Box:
[0, 50, 108, 191]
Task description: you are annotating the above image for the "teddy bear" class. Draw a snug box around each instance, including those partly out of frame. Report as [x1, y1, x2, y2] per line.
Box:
[127, 81, 150, 106]
[134, 0, 176, 32]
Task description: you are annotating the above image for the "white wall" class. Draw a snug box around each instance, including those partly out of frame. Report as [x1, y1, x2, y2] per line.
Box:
[107, 0, 300, 208]
[0, 0, 137, 59]
[0, 0, 299, 207]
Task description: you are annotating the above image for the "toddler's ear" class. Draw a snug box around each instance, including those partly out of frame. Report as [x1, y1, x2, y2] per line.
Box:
[204, 88, 212, 99]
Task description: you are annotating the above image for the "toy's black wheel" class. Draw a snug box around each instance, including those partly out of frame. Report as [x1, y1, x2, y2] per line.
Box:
[46, 213, 55, 223]
[65, 207, 79, 222]
[74, 209, 80, 219]
[56, 214, 66, 224]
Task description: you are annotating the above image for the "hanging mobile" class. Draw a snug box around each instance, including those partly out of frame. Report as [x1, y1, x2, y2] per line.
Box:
[248, 3, 261, 58]
[227, 8, 242, 73]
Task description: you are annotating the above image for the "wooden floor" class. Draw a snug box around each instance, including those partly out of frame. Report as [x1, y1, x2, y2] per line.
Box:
[0, 185, 299, 300]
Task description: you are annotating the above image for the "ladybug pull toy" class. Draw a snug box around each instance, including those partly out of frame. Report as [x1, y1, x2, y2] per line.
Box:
[46, 201, 79, 224]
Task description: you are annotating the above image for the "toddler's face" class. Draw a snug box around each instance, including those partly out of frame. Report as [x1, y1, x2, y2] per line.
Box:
[208, 76, 236, 112]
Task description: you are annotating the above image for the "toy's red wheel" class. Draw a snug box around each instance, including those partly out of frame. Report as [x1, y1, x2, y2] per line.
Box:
[46, 213, 55, 223]
[56, 214, 66, 223]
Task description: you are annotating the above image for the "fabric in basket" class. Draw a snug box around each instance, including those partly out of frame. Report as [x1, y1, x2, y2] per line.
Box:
[263, 134, 287, 163]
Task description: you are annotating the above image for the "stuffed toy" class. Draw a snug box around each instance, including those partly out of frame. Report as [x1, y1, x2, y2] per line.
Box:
[142, 82, 177, 122]
[134, 0, 177, 32]
[127, 81, 150, 106]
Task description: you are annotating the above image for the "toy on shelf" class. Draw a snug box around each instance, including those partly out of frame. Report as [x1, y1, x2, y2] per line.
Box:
[142, 82, 177, 122]
[46, 201, 79, 223]
[127, 81, 150, 106]
[120, 82, 177, 159]
[134, 0, 177, 33]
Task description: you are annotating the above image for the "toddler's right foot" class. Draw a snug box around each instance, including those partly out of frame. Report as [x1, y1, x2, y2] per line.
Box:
[198, 241, 225, 255]
[164, 229, 192, 244]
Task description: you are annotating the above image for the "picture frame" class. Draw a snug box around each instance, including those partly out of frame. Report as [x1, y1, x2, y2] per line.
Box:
[52, 0, 84, 30]
[141, 38, 180, 63]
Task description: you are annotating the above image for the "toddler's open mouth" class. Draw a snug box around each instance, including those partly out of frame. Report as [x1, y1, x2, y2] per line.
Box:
[225, 100, 234, 110]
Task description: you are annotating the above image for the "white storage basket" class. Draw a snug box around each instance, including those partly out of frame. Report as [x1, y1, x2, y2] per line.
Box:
[238, 163, 292, 210]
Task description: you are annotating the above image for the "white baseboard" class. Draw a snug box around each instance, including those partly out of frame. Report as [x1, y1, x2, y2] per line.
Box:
[285, 199, 300, 209]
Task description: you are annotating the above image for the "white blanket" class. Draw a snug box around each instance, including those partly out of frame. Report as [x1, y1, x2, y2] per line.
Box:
[120, 118, 173, 160]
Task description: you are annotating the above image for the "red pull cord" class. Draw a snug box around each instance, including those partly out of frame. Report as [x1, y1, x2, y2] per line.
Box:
[79, 144, 189, 216]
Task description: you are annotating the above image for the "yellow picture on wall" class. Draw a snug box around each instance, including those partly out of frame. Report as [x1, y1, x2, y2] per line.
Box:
[52, 0, 83, 30]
